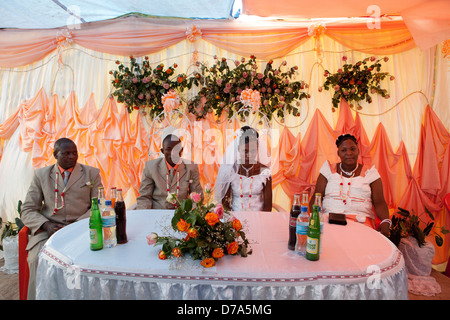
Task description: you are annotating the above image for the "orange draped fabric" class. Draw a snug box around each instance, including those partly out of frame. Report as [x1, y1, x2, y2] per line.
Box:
[1, 91, 449, 264]
[241, 0, 450, 50]
[271, 100, 450, 264]
[325, 21, 416, 55]
[0, 17, 417, 68]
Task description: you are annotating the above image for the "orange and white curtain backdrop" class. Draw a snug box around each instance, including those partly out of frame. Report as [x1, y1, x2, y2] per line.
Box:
[0, 17, 449, 264]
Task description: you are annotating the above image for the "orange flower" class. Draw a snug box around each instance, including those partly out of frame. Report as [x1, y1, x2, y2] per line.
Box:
[177, 76, 184, 83]
[232, 219, 242, 231]
[205, 212, 219, 226]
[212, 248, 224, 259]
[177, 219, 190, 232]
[187, 228, 198, 238]
[158, 250, 167, 260]
[227, 241, 239, 255]
[200, 258, 215, 268]
[166, 68, 173, 74]
[172, 248, 182, 258]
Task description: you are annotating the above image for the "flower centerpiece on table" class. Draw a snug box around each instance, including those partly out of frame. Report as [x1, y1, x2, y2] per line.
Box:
[110, 56, 189, 118]
[188, 55, 309, 120]
[147, 184, 251, 268]
[322, 56, 394, 110]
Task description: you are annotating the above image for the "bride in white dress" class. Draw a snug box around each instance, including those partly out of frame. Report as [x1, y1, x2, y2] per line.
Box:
[214, 126, 272, 212]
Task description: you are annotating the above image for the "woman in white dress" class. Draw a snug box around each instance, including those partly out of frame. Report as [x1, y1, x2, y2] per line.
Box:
[311, 134, 391, 237]
[215, 126, 272, 212]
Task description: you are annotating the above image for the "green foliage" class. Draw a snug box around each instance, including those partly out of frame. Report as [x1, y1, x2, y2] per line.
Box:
[110, 56, 189, 118]
[0, 200, 24, 251]
[152, 191, 251, 267]
[389, 206, 449, 248]
[323, 56, 394, 110]
[110, 55, 309, 121]
[188, 56, 309, 120]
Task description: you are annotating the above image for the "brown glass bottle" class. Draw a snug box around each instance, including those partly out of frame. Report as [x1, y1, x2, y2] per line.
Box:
[114, 188, 128, 244]
[288, 194, 301, 250]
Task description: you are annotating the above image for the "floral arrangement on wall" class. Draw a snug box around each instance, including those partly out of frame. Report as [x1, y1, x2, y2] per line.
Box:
[110, 56, 190, 118]
[110, 55, 309, 121]
[187, 55, 309, 120]
[322, 56, 394, 110]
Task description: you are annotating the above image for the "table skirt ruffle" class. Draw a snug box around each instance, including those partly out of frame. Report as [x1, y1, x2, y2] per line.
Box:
[36, 254, 408, 300]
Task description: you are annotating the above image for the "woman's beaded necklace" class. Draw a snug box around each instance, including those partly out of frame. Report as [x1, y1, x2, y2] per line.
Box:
[239, 175, 253, 211]
[339, 163, 358, 205]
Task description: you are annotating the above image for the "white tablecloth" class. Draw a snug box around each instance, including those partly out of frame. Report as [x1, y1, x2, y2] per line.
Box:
[36, 210, 408, 300]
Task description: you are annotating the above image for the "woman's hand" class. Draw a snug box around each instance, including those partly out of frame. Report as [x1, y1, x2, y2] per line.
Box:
[377, 222, 390, 238]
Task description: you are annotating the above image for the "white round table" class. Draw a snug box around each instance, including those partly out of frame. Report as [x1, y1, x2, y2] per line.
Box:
[36, 209, 408, 299]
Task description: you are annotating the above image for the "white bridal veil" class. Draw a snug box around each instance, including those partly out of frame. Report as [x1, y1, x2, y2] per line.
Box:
[214, 127, 271, 203]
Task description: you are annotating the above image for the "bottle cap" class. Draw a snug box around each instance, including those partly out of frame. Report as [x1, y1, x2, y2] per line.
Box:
[105, 200, 112, 205]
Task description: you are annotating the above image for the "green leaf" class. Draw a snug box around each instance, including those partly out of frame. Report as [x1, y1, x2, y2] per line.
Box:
[423, 222, 434, 236]
[182, 199, 192, 212]
[397, 207, 410, 217]
[15, 217, 24, 231]
[435, 234, 443, 247]
[424, 206, 435, 221]
[412, 223, 425, 247]
[17, 200, 22, 214]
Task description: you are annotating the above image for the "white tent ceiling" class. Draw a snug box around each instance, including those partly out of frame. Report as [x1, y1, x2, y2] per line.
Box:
[1, 0, 449, 50]
[0, 0, 239, 29]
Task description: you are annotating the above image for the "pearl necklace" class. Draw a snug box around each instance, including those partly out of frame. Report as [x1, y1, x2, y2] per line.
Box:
[53, 171, 67, 214]
[339, 162, 358, 176]
[239, 175, 253, 211]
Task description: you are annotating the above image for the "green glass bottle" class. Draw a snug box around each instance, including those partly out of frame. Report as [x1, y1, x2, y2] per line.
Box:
[306, 204, 320, 261]
[89, 197, 103, 251]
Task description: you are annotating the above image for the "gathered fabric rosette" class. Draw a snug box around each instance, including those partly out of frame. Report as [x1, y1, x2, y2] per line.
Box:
[161, 89, 181, 114]
[239, 88, 261, 112]
[147, 185, 251, 268]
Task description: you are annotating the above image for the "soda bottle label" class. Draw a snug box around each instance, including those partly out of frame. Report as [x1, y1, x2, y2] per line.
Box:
[90, 229, 98, 244]
[306, 237, 319, 255]
[102, 215, 116, 227]
[296, 222, 308, 235]
[289, 216, 297, 227]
